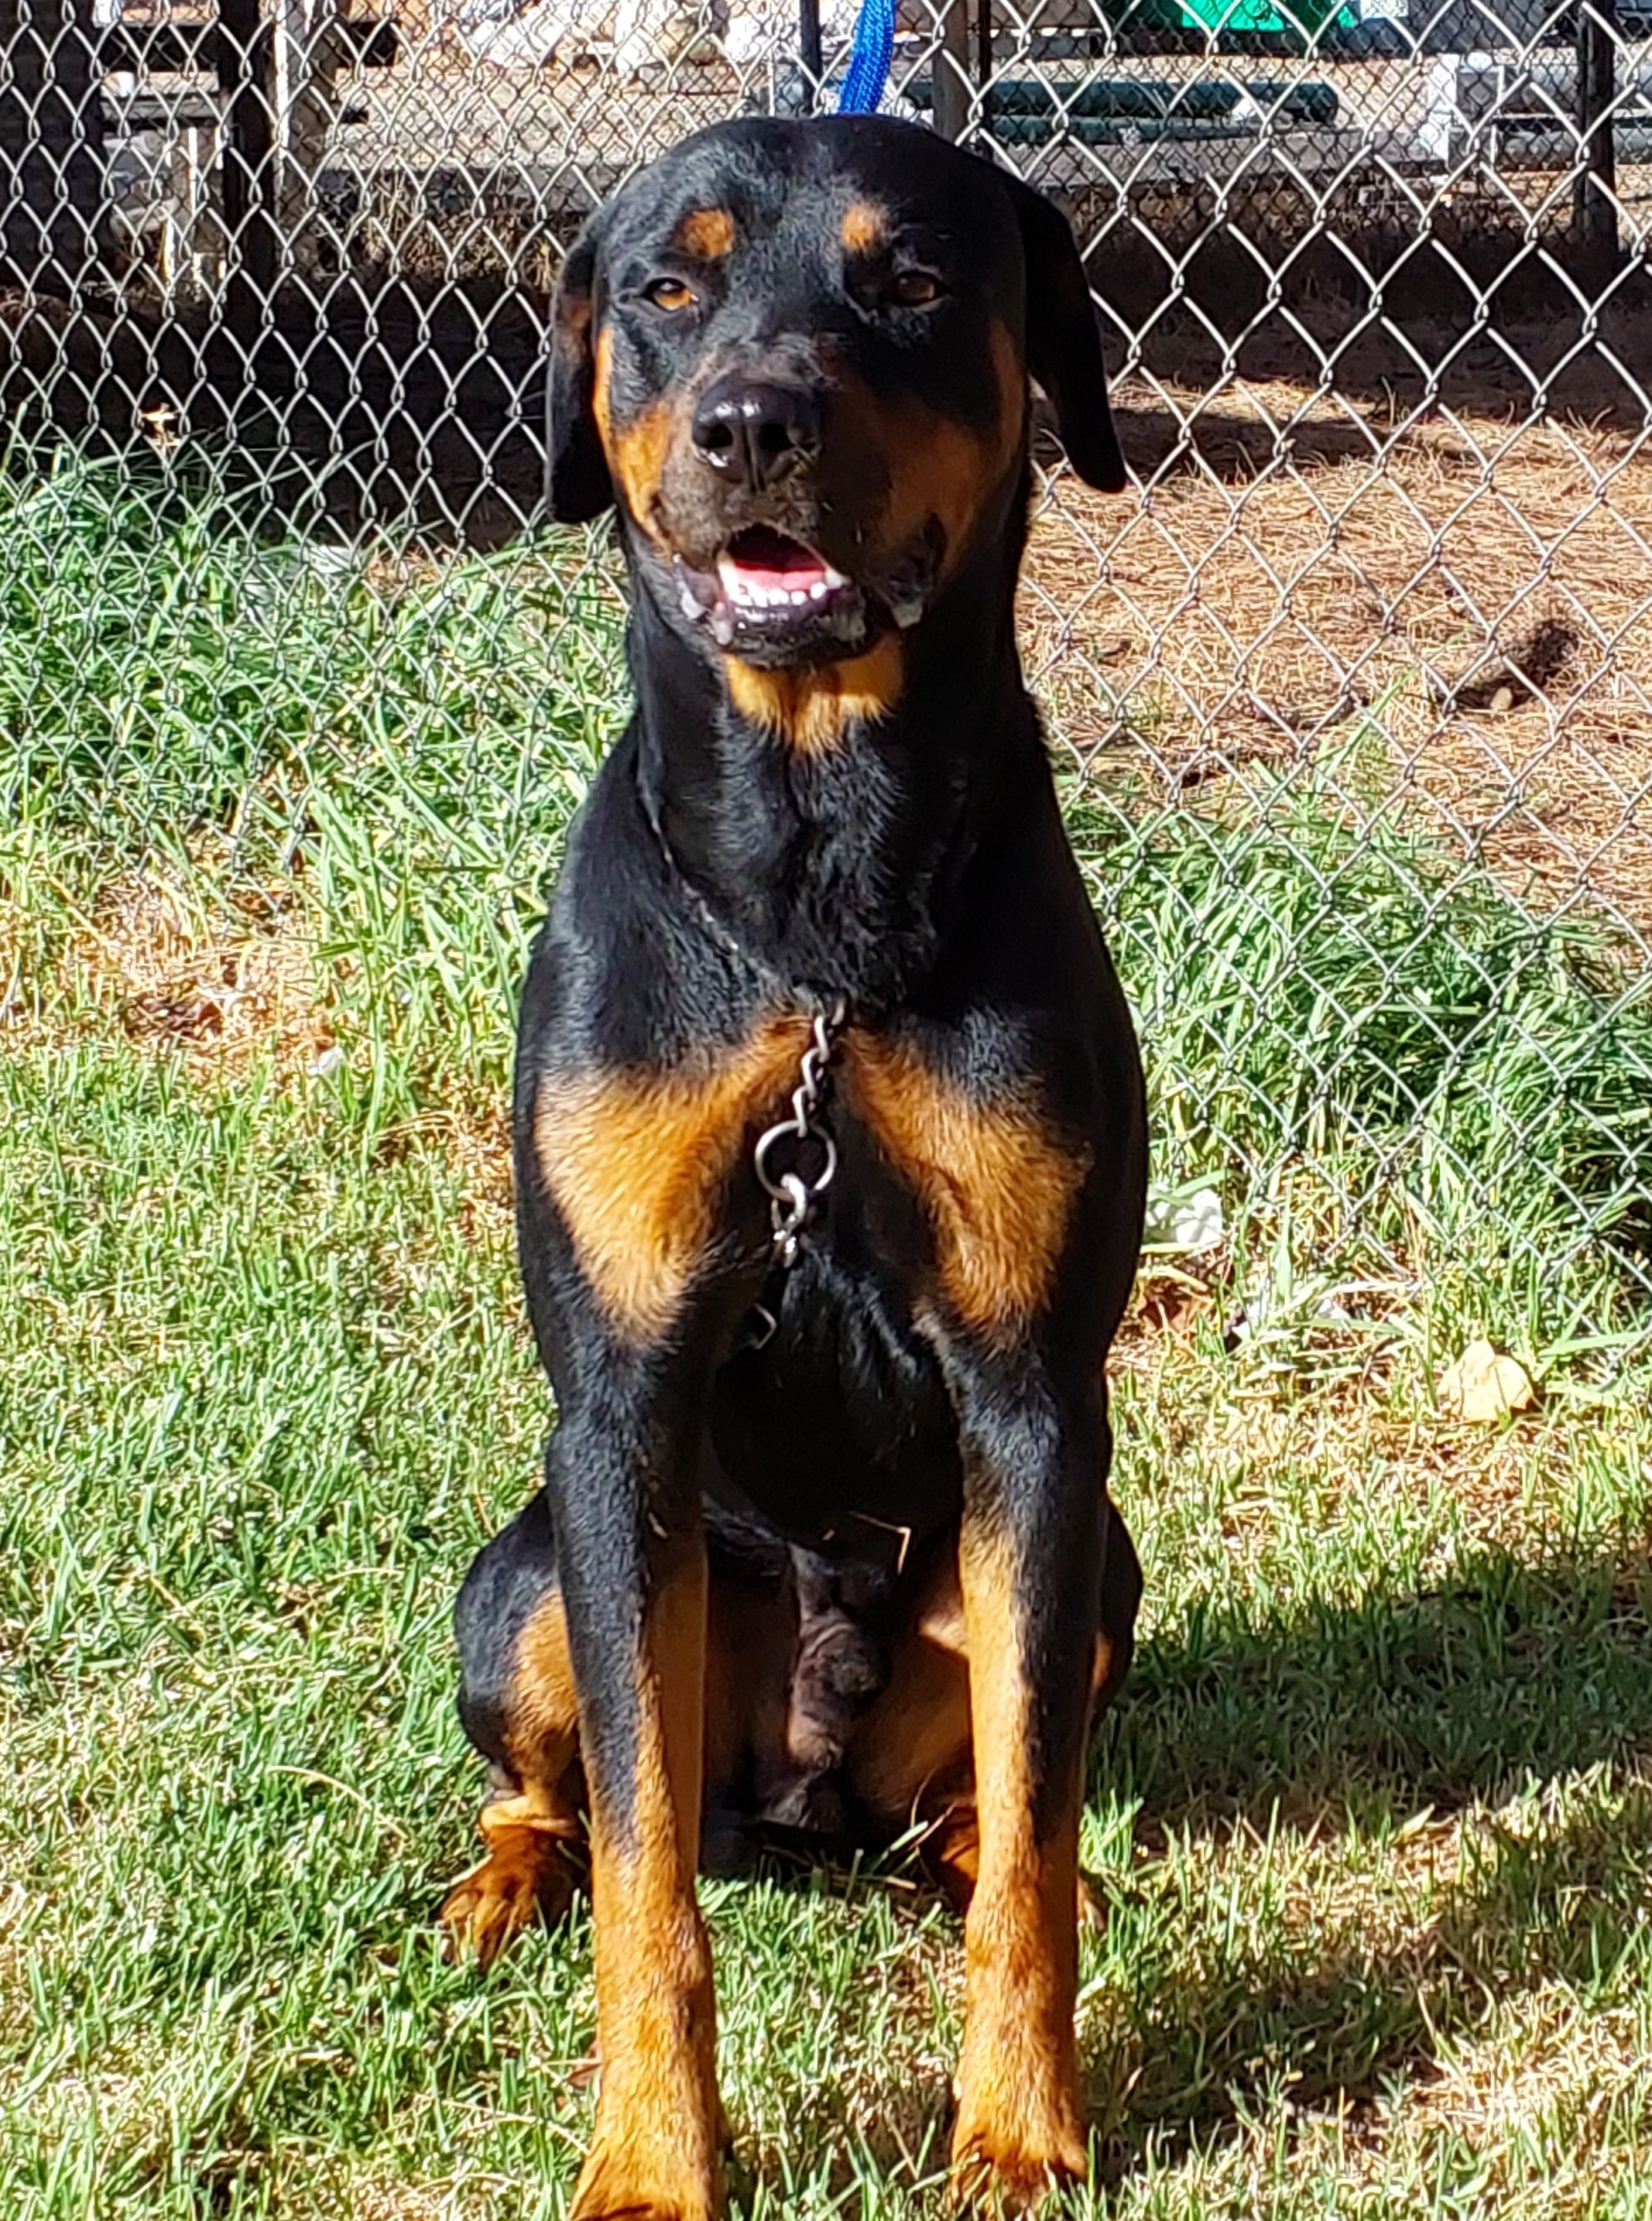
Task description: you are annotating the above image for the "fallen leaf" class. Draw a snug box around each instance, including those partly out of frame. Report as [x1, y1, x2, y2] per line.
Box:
[1438, 1338, 1537, 1421]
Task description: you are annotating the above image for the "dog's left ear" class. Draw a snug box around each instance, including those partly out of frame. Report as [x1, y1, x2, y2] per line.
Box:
[544, 215, 614, 523]
[1001, 171, 1126, 493]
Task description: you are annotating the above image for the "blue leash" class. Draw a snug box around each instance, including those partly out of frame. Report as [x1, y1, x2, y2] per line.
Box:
[836, 0, 896, 111]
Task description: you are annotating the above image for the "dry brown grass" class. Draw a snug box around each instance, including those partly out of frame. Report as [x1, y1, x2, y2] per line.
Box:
[1025, 388, 1652, 934]
[7, 864, 338, 1078]
[377, 1102, 516, 1248]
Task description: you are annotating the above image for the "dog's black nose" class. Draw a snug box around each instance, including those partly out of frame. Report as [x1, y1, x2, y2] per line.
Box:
[691, 377, 821, 488]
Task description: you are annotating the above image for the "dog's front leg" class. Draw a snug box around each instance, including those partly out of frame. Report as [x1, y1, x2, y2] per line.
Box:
[948, 1361, 1109, 2208]
[548, 1389, 721, 2221]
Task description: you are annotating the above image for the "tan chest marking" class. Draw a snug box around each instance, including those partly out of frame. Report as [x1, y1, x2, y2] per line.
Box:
[847, 1033, 1088, 1342]
[531, 1016, 811, 1341]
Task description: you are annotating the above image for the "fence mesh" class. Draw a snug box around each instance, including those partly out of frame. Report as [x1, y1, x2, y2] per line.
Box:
[3, 0, 1650, 1377]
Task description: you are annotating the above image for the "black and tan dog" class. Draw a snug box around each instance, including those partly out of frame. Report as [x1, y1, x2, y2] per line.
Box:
[438, 114, 1146, 2219]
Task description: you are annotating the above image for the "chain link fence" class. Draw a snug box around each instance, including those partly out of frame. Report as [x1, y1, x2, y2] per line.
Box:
[3, 0, 1650, 1377]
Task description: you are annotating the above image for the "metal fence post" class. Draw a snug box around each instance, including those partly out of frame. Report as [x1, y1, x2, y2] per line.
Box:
[217, 0, 338, 300]
[1574, 0, 1620, 263]
[932, 0, 973, 138]
[797, 0, 821, 110]
[218, 0, 276, 297]
[268, 0, 339, 275]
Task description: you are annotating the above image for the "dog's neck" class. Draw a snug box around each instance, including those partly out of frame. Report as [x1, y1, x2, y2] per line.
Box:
[622, 498, 1040, 1016]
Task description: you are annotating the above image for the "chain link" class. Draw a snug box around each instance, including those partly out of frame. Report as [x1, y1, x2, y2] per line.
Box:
[752, 996, 850, 1269]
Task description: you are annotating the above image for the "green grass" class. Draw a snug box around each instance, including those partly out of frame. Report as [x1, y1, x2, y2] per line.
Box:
[3, 444, 1651, 2219]
[1074, 745, 1652, 1375]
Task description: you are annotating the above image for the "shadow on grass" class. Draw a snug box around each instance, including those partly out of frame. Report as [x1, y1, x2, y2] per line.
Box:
[724, 1537, 1652, 2200]
[1080, 1535, 1652, 2175]
[1115, 1537, 1652, 1831]
[168, 1527, 1647, 2205]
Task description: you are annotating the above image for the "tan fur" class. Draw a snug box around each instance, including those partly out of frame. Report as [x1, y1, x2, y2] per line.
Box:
[577, 1555, 721, 2221]
[438, 1782, 585, 1969]
[828, 319, 1024, 591]
[849, 1579, 973, 1829]
[507, 1587, 581, 1776]
[677, 207, 736, 259]
[849, 1545, 1102, 1942]
[439, 1590, 587, 1969]
[840, 200, 886, 255]
[846, 1033, 1088, 1341]
[724, 636, 904, 753]
[533, 1017, 1081, 1344]
[950, 1521, 1088, 2205]
[530, 1014, 812, 1341]
[594, 325, 677, 547]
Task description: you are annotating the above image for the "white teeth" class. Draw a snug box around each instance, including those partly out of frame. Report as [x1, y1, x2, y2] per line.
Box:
[718, 574, 807, 612]
[711, 550, 847, 629]
[679, 581, 703, 622]
[716, 557, 771, 611]
[711, 607, 734, 646]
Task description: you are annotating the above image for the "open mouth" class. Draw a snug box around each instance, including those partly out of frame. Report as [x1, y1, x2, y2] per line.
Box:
[675, 526, 867, 656]
[718, 525, 847, 614]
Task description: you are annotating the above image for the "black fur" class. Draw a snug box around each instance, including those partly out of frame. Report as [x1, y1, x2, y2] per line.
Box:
[451, 118, 1146, 2151]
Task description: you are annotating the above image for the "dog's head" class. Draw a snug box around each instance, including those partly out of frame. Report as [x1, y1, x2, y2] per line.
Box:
[546, 118, 1124, 680]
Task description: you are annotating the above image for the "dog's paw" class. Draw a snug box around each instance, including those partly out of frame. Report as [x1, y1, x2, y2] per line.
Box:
[570, 2136, 722, 2221]
[437, 1832, 578, 1970]
[948, 2123, 1087, 2213]
[950, 2072, 1087, 2212]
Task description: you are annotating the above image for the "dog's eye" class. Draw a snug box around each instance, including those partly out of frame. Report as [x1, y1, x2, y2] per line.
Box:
[889, 269, 945, 309]
[644, 276, 697, 313]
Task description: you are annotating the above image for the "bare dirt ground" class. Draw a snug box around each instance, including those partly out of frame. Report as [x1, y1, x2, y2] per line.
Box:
[1026, 378, 1652, 941]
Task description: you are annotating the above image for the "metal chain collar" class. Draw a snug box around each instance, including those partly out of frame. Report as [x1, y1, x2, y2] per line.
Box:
[642, 795, 851, 1277]
[753, 994, 849, 1269]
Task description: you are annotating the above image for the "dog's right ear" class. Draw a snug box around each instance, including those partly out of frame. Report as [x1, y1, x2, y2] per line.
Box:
[544, 218, 613, 523]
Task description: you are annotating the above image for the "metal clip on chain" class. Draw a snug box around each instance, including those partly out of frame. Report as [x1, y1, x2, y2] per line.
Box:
[752, 996, 849, 1269]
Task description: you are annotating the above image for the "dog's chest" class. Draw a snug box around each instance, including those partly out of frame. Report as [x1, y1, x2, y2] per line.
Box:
[529, 1016, 1090, 1349]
